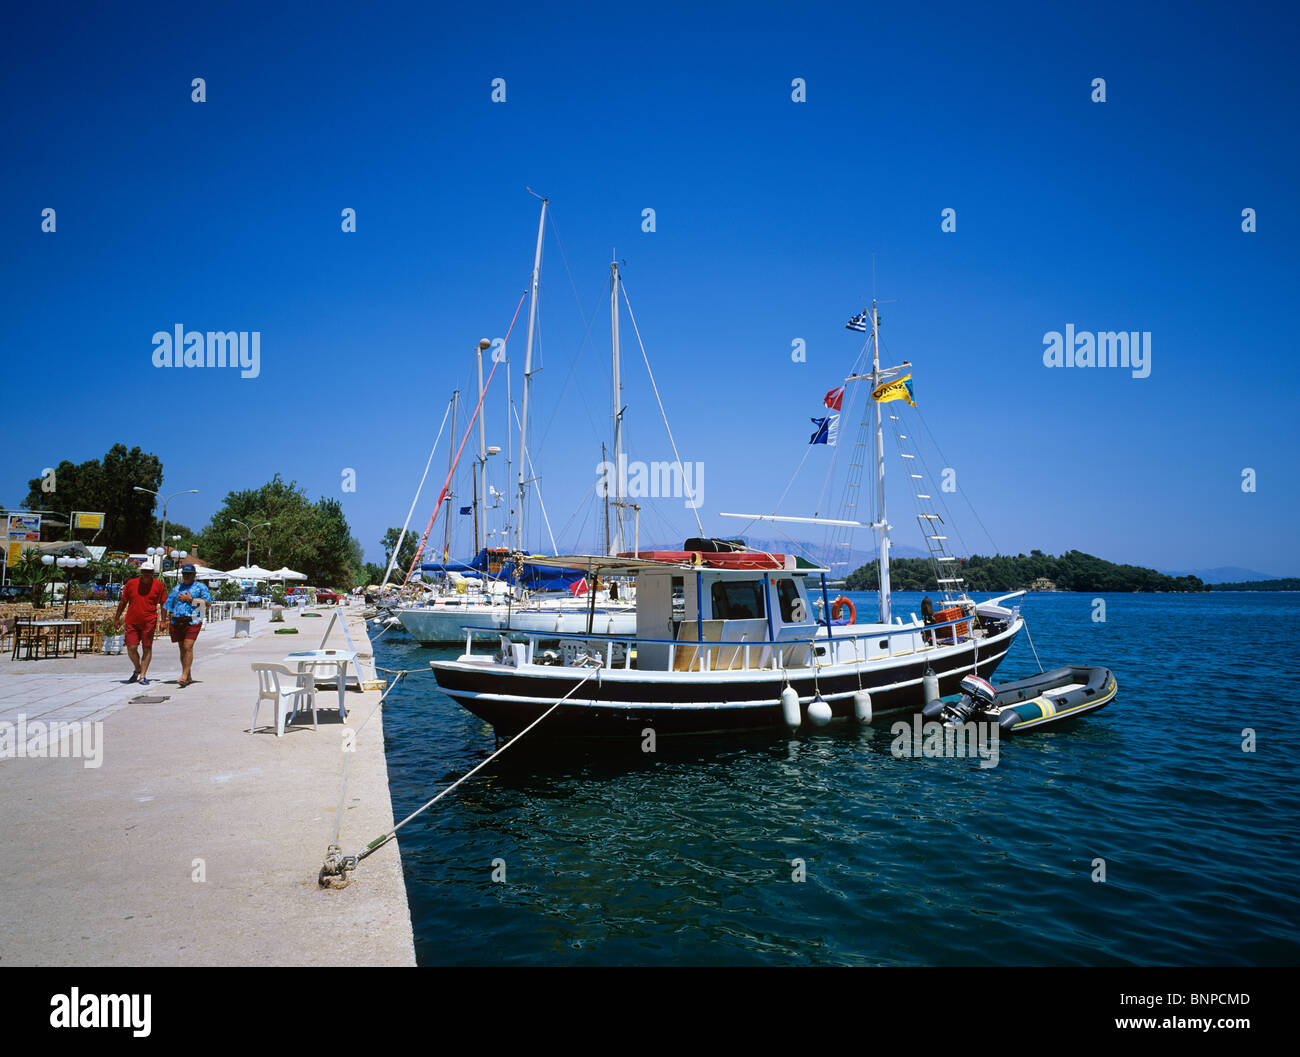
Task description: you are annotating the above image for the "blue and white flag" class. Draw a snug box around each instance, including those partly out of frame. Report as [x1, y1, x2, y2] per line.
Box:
[846, 310, 868, 332]
[459, 505, 472, 515]
[810, 414, 839, 445]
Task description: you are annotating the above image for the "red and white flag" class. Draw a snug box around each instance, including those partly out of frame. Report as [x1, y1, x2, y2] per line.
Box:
[823, 386, 844, 412]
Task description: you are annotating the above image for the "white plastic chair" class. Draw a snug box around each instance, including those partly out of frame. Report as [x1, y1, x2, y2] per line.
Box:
[250, 663, 316, 736]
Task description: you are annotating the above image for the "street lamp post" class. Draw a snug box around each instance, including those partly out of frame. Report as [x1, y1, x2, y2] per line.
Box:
[231, 519, 271, 568]
[147, 546, 186, 576]
[133, 486, 198, 572]
[42, 554, 89, 618]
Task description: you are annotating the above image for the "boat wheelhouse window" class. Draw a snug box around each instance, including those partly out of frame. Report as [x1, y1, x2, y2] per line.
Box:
[777, 579, 802, 623]
[710, 579, 765, 620]
[671, 577, 685, 621]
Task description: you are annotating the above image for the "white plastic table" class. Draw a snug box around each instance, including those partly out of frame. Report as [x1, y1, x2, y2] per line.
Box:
[283, 649, 356, 720]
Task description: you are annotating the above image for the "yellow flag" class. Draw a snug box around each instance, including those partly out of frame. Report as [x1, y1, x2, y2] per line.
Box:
[871, 373, 915, 406]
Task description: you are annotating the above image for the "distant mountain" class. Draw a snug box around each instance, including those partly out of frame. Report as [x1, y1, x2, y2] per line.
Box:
[1159, 566, 1285, 584]
[1208, 578, 1300, 592]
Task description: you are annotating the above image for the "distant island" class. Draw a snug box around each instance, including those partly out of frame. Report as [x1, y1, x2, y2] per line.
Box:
[845, 549, 1208, 593]
[1207, 578, 1300, 591]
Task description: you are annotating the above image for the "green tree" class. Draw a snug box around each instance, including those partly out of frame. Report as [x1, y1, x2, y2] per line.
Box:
[151, 520, 198, 553]
[381, 526, 420, 579]
[22, 444, 163, 551]
[196, 475, 363, 587]
[311, 497, 364, 587]
[844, 550, 1207, 593]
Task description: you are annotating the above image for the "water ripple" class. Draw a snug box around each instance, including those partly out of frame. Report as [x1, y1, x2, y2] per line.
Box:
[376, 593, 1300, 964]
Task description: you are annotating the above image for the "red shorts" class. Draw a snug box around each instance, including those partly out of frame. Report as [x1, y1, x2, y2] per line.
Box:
[169, 620, 202, 643]
[124, 620, 158, 647]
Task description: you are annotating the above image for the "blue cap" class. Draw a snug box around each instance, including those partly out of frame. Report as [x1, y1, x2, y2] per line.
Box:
[182, 564, 196, 573]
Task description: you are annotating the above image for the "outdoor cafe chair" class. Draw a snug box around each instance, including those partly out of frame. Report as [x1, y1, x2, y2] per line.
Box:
[249, 662, 317, 737]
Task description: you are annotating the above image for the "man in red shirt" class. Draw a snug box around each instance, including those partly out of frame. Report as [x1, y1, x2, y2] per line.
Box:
[113, 564, 168, 686]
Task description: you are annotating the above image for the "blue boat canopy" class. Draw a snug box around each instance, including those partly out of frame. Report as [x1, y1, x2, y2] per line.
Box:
[421, 548, 585, 591]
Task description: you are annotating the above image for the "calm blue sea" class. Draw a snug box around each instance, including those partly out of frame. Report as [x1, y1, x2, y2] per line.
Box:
[372, 591, 1300, 966]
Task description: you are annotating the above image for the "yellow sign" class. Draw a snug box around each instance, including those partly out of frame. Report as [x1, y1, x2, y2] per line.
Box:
[6, 541, 25, 566]
[72, 511, 105, 530]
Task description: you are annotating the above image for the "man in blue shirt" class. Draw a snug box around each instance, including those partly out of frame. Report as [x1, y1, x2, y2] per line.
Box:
[164, 564, 212, 687]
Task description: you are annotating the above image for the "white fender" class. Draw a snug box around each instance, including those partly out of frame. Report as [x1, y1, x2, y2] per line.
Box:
[807, 697, 832, 726]
[780, 685, 800, 730]
[853, 690, 873, 723]
[922, 669, 939, 704]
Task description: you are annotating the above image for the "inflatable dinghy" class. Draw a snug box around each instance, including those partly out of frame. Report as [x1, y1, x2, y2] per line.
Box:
[922, 666, 1117, 734]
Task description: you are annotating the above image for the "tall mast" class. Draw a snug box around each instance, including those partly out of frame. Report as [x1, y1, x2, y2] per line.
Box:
[515, 196, 547, 551]
[871, 300, 892, 624]
[505, 355, 513, 546]
[476, 338, 487, 553]
[442, 390, 459, 563]
[610, 259, 625, 555]
[601, 441, 611, 556]
[843, 304, 907, 624]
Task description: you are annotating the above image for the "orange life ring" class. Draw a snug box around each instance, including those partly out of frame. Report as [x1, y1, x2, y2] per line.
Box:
[831, 596, 855, 624]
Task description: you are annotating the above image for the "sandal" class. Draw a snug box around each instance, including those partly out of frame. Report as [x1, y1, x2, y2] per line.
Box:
[177, 679, 192, 688]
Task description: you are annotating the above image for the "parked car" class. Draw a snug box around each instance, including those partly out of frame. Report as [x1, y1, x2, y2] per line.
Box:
[315, 588, 341, 604]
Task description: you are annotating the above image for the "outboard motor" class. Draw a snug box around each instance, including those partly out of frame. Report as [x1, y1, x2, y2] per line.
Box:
[939, 674, 997, 725]
[922, 673, 998, 724]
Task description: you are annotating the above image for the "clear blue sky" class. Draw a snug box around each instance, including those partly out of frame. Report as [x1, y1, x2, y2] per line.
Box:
[3, 1, 1297, 575]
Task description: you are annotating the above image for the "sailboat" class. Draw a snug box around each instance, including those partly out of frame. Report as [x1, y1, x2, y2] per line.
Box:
[395, 198, 638, 645]
[429, 298, 1027, 736]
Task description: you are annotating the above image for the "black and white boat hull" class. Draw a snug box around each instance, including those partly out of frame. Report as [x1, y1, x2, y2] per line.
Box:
[432, 620, 1021, 738]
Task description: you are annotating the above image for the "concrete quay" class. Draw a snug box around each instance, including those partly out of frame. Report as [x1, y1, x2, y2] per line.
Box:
[0, 604, 415, 966]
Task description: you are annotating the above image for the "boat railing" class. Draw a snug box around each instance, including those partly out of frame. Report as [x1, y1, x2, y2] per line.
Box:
[459, 610, 982, 673]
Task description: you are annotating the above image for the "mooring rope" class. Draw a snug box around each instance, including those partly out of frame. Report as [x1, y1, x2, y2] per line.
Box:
[1022, 617, 1045, 674]
[327, 670, 408, 850]
[320, 663, 600, 885]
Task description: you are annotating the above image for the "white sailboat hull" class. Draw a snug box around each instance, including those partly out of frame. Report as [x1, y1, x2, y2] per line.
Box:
[397, 600, 636, 644]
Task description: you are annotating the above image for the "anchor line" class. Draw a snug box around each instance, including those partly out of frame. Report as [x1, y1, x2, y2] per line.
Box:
[343, 665, 600, 870]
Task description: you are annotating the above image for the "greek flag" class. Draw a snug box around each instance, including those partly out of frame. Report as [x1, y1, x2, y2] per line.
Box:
[846, 310, 868, 332]
[810, 414, 839, 445]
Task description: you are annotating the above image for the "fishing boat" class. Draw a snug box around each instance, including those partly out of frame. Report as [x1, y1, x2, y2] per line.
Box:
[922, 668, 1117, 734]
[430, 298, 1027, 737]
